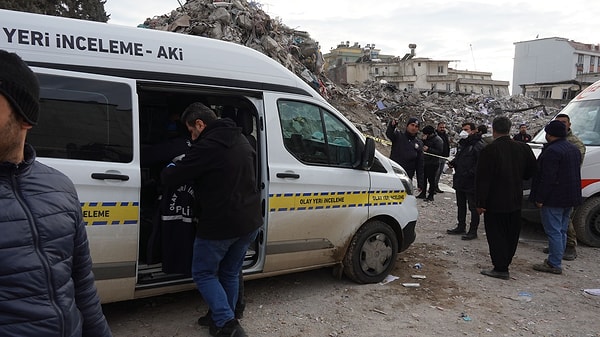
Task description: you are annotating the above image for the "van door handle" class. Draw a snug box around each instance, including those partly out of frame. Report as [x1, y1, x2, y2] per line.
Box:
[91, 173, 130, 181]
[276, 172, 300, 179]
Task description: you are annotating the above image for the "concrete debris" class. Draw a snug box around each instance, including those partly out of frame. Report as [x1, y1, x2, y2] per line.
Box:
[140, 0, 558, 151]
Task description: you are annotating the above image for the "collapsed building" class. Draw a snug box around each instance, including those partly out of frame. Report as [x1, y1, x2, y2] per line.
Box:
[139, 0, 558, 153]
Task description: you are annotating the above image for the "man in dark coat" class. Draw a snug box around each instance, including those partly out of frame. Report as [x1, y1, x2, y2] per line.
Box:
[419, 125, 443, 201]
[434, 122, 450, 193]
[0, 50, 112, 337]
[386, 117, 424, 193]
[161, 103, 262, 337]
[447, 122, 485, 240]
[530, 120, 582, 274]
[513, 123, 532, 142]
[476, 117, 537, 280]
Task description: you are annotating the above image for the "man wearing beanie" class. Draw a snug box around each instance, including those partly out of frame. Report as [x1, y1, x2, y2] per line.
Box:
[418, 125, 443, 201]
[386, 116, 424, 193]
[0, 50, 112, 336]
[530, 120, 582, 274]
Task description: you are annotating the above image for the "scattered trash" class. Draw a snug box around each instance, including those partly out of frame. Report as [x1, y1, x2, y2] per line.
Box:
[518, 291, 533, 302]
[371, 308, 387, 315]
[413, 263, 423, 270]
[411, 275, 427, 279]
[583, 289, 600, 296]
[379, 274, 399, 285]
[402, 283, 421, 287]
[460, 313, 472, 321]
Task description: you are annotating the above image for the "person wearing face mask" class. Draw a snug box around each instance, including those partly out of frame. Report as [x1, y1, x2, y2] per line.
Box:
[446, 122, 486, 240]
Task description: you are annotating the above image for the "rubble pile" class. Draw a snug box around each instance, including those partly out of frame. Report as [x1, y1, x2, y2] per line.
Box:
[140, 0, 557, 152]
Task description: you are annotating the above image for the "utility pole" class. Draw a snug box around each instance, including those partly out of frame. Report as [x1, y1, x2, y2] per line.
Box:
[470, 44, 477, 71]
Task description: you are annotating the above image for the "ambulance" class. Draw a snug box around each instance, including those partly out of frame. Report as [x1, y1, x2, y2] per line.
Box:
[525, 81, 600, 247]
[0, 9, 418, 303]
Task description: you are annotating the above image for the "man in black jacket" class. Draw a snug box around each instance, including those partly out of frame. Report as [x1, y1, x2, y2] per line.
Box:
[386, 117, 424, 193]
[419, 125, 443, 201]
[447, 122, 485, 240]
[434, 122, 450, 193]
[161, 103, 261, 337]
[475, 117, 537, 280]
[0, 50, 112, 336]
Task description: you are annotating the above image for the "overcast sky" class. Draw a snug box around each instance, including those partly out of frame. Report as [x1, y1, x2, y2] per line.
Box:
[104, 0, 600, 93]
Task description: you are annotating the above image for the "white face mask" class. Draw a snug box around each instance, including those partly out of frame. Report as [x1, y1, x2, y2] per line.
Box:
[459, 130, 469, 139]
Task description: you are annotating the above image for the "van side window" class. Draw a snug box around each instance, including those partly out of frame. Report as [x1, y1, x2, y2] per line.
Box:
[278, 100, 358, 167]
[27, 73, 133, 163]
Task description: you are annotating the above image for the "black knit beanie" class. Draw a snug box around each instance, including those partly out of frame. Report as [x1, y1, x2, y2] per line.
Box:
[0, 50, 39, 125]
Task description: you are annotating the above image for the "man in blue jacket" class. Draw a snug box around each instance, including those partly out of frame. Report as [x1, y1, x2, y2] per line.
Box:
[161, 102, 261, 337]
[0, 50, 112, 336]
[530, 120, 582, 274]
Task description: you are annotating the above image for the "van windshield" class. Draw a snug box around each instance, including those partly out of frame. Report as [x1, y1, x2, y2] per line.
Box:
[531, 99, 600, 146]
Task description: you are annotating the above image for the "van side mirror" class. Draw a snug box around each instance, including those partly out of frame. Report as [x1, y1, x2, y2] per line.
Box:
[361, 137, 375, 170]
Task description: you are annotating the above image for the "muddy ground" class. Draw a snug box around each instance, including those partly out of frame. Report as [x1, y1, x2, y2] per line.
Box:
[103, 175, 600, 337]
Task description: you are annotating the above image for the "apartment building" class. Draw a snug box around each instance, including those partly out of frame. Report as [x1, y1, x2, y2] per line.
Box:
[325, 43, 508, 96]
[513, 37, 600, 96]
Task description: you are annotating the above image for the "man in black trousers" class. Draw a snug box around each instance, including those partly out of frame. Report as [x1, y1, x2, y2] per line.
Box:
[475, 117, 537, 280]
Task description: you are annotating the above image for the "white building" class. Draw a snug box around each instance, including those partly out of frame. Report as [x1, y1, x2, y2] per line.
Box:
[512, 37, 600, 95]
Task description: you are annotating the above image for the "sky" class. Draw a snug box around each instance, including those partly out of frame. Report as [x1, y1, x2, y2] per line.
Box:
[104, 0, 600, 93]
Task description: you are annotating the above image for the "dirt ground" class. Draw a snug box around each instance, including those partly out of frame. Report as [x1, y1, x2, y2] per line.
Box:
[103, 175, 600, 337]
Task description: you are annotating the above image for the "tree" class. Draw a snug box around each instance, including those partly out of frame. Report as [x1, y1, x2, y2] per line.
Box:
[0, 0, 109, 22]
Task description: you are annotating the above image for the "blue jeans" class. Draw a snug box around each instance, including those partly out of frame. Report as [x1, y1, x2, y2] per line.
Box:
[192, 228, 259, 328]
[540, 206, 572, 268]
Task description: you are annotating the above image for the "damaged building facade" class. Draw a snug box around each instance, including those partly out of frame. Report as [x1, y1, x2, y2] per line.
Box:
[325, 42, 509, 97]
[513, 37, 600, 105]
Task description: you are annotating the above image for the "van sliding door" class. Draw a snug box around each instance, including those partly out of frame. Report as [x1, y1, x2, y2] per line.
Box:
[28, 68, 140, 303]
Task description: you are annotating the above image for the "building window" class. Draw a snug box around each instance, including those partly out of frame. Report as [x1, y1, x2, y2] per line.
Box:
[375, 68, 379, 74]
[446, 83, 451, 92]
[591, 56, 596, 73]
[408, 83, 414, 91]
[418, 62, 421, 67]
[577, 54, 584, 75]
[540, 87, 552, 98]
[437, 65, 444, 73]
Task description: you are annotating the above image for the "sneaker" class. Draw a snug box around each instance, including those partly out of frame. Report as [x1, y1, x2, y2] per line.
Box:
[480, 269, 510, 280]
[533, 260, 562, 274]
[461, 232, 477, 240]
[209, 319, 247, 337]
[446, 226, 466, 235]
[563, 246, 577, 261]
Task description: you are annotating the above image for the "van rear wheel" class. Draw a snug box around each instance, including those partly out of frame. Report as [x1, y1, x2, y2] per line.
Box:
[573, 196, 600, 247]
[343, 220, 398, 284]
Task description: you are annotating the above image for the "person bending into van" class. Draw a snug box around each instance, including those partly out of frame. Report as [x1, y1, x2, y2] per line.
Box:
[386, 117, 424, 193]
[0, 50, 112, 336]
[161, 102, 261, 337]
[530, 120, 582, 274]
[475, 117, 537, 280]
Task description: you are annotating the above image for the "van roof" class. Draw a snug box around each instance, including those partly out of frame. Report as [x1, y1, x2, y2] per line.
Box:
[573, 80, 600, 102]
[0, 9, 318, 98]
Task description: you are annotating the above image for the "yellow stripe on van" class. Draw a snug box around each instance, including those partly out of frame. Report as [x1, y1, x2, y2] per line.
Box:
[269, 190, 406, 212]
[80, 202, 139, 226]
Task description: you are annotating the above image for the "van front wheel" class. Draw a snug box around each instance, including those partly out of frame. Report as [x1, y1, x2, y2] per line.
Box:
[343, 220, 398, 284]
[573, 196, 600, 247]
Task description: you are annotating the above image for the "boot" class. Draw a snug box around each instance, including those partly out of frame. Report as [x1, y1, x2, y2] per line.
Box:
[416, 192, 426, 199]
[563, 246, 577, 261]
[447, 225, 466, 235]
[461, 231, 477, 240]
[425, 195, 434, 202]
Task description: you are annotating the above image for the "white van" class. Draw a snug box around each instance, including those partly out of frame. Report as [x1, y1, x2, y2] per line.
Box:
[525, 81, 600, 247]
[0, 9, 418, 303]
